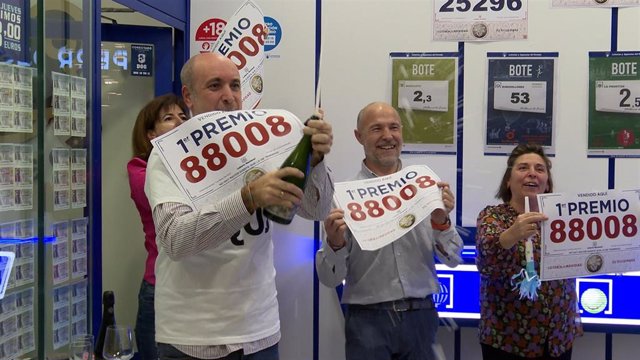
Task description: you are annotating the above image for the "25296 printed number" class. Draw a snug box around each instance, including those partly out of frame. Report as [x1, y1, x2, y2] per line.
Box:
[439, 0, 523, 12]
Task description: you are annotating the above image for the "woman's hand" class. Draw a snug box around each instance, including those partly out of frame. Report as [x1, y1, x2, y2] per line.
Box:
[499, 212, 548, 249]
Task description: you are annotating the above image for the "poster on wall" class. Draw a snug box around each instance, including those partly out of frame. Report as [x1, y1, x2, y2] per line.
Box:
[390, 52, 458, 154]
[552, 0, 640, 7]
[131, 44, 153, 77]
[588, 52, 640, 157]
[0, 0, 27, 63]
[190, 0, 267, 110]
[263, 16, 283, 59]
[433, 0, 528, 41]
[538, 189, 640, 281]
[484, 52, 557, 155]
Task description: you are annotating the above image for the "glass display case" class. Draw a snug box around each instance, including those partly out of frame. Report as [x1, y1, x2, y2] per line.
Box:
[0, 0, 96, 359]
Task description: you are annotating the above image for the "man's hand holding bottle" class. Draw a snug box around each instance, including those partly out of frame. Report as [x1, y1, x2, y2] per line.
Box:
[304, 109, 333, 166]
[242, 109, 332, 224]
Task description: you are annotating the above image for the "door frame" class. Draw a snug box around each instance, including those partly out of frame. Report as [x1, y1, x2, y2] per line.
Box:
[101, 23, 173, 96]
[91, 0, 188, 337]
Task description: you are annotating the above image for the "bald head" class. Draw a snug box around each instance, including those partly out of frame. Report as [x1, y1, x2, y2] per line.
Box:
[354, 102, 403, 176]
[181, 53, 237, 92]
[357, 102, 400, 131]
[181, 53, 242, 115]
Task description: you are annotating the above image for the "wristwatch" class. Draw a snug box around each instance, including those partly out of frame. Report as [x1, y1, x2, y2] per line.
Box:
[431, 216, 451, 231]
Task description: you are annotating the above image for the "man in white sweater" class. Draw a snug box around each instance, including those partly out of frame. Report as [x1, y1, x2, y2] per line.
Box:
[146, 53, 334, 360]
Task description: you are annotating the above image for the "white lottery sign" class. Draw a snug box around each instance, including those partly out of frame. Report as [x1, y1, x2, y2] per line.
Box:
[398, 80, 449, 112]
[434, 0, 527, 21]
[538, 189, 640, 281]
[212, 0, 266, 110]
[333, 165, 445, 251]
[151, 109, 305, 209]
[595, 80, 640, 114]
[433, 0, 528, 41]
[552, 0, 640, 7]
[493, 81, 547, 113]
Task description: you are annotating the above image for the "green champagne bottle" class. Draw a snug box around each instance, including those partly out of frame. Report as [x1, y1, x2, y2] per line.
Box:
[263, 115, 317, 224]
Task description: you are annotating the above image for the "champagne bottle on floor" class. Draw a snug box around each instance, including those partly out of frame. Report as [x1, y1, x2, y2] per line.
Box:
[94, 291, 115, 360]
[263, 115, 317, 224]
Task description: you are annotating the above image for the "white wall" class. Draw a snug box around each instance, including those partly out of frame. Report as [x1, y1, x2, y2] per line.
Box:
[319, 1, 640, 360]
[185, 1, 640, 359]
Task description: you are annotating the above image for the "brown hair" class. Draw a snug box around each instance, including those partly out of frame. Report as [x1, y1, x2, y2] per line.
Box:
[496, 143, 553, 203]
[131, 94, 188, 161]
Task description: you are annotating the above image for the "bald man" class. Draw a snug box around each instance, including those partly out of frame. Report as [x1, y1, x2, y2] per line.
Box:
[316, 102, 462, 360]
[146, 53, 334, 360]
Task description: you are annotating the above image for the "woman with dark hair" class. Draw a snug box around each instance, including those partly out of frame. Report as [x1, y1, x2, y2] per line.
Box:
[128, 94, 188, 360]
[476, 143, 582, 360]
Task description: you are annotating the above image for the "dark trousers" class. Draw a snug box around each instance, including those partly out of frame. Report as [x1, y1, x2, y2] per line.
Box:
[481, 343, 573, 360]
[345, 301, 439, 360]
[135, 280, 157, 360]
[157, 343, 279, 360]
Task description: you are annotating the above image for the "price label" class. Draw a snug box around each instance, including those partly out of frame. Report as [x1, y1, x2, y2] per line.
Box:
[346, 175, 437, 222]
[176, 114, 294, 184]
[398, 80, 449, 112]
[435, 0, 526, 20]
[540, 191, 640, 251]
[547, 214, 638, 244]
[595, 80, 640, 114]
[151, 109, 305, 209]
[493, 81, 547, 113]
[0, 0, 24, 58]
[538, 189, 640, 280]
[333, 165, 445, 250]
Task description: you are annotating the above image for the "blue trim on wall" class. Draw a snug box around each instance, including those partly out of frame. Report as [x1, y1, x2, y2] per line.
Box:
[178, 0, 190, 92]
[140, 0, 187, 21]
[611, 8, 618, 52]
[313, 222, 320, 360]
[608, 159, 615, 190]
[604, 8, 619, 360]
[607, 8, 617, 191]
[456, 42, 465, 229]
[313, 2, 322, 359]
[91, 0, 104, 339]
[174, 28, 186, 94]
[36, 0, 46, 353]
[113, 0, 186, 30]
